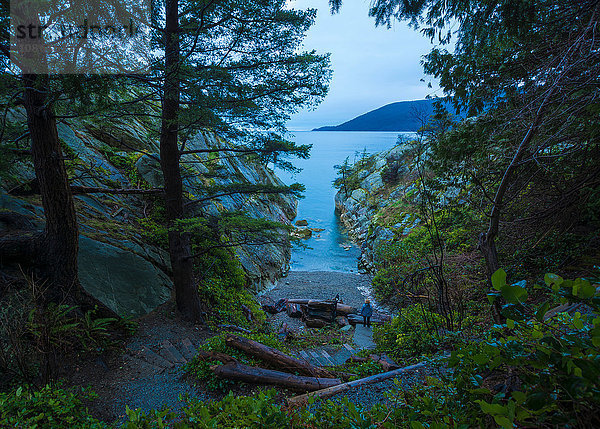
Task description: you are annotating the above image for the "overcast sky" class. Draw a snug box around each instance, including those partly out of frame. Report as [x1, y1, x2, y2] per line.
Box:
[286, 0, 441, 131]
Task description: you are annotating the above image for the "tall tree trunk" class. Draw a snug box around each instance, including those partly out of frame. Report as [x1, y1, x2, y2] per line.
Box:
[159, 0, 204, 322]
[20, 74, 116, 316]
[23, 74, 79, 303]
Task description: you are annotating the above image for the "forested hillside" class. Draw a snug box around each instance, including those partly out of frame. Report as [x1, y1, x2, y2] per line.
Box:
[328, 0, 600, 427]
[313, 99, 457, 131]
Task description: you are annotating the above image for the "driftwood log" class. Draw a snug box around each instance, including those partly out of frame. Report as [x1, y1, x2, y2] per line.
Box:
[286, 302, 303, 318]
[287, 299, 357, 315]
[305, 300, 337, 323]
[332, 303, 357, 315]
[225, 334, 335, 378]
[347, 313, 391, 326]
[287, 361, 427, 407]
[304, 317, 327, 328]
[262, 298, 288, 314]
[212, 362, 342, 392]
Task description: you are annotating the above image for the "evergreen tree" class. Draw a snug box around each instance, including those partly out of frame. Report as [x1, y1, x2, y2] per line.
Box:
[332, 0, 600, 320]
[154, 0, 330, 321]
[0, 4, 119, 317]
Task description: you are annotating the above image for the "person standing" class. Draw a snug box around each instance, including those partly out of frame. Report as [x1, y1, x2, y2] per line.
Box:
[361, 299, 373, 327]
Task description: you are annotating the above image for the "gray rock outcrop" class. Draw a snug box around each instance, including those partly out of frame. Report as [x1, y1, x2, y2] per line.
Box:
[1, 116, 296, 315]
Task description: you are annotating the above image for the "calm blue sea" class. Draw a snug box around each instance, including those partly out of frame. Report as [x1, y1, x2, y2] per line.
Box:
[277, 131, 413, 272]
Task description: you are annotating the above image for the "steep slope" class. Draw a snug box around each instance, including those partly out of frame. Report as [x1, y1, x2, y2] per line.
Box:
[0, 114, 296, 316]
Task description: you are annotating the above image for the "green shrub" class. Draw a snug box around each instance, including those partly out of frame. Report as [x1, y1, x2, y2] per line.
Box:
[1, 284, 120, 386]
[195, 241, 266, 328]
[0, 385, 107, 428]
[137, 217, 169, 249]
[337, 355, 384, 380]
[98, 146, 147, 187]
[373, 304, 444, 360]
[120, 389, 404, 428]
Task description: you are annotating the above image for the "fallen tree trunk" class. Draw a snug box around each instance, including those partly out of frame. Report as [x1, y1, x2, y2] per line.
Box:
[212, 362, 341, 392]
[305, 308, 335, 322]
[262, 298, 287, 314]
[287, 361, 427, 407]
[347, 314, 391, 325]
[193, 350, 238, 365]
[225, 334, 335, 378]
[304, 317, 327, 328]
[335, 303, 357, 315]
[287, 299, 310, 305]
[287, 299, 356, 315]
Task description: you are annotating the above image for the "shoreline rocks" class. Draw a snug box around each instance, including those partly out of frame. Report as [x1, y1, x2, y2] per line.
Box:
[334, 144, 421, 274]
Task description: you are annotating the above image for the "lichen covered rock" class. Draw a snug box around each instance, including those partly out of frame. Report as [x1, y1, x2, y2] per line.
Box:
[1, 116, 296, 315]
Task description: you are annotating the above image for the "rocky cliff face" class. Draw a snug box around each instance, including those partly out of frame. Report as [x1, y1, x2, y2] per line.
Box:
[334, 144, 422, 273]
[0, 115, 295, 316]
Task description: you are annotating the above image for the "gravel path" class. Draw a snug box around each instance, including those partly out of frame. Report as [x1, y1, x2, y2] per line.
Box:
[325, 366, 430, 411]
[67, 271, 420, 421]
[66, 302, 213, 423]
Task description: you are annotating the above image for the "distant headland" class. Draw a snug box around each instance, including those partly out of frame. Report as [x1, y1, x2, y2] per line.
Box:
[313, 98, 456, 132]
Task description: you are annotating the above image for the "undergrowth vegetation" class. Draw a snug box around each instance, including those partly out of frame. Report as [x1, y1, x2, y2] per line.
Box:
[8, 282, 600, 429]
[185, 331, 287, 391]
[0, 276, 133, 387]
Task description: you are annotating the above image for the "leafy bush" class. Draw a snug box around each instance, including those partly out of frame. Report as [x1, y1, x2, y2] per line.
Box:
[194, 239, 266, 328]
[137, 217, 169, 249]
[380, 154, 403, 185]
[337, 356, 384, 380]
[0, 385, 107, 428]
[98, 146, 147, 187]
[373, 304, 444, 360]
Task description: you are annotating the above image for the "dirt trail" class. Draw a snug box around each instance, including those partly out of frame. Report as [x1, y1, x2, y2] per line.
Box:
[66, 271, 411, 422]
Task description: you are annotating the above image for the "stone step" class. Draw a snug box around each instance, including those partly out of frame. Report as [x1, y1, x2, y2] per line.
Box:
[138, 347, 173, 369]
[343, 343, 356, 353]
[320, 350, 334, 366]
[162, 340, 187, 365]
[123, 354, 163, 375]
[157, 344, 179, 364]
[180, 338, 197, 361]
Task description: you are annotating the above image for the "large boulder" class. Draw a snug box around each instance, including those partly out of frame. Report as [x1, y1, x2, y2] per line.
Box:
[360, 171, 384, 193]
[78, 236, 172, 317]
[350, 188, 368, 203]
[0, 194, 172, 318]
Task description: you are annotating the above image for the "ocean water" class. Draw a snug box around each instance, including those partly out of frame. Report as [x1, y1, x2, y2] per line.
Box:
[277, 131, 413, 272]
